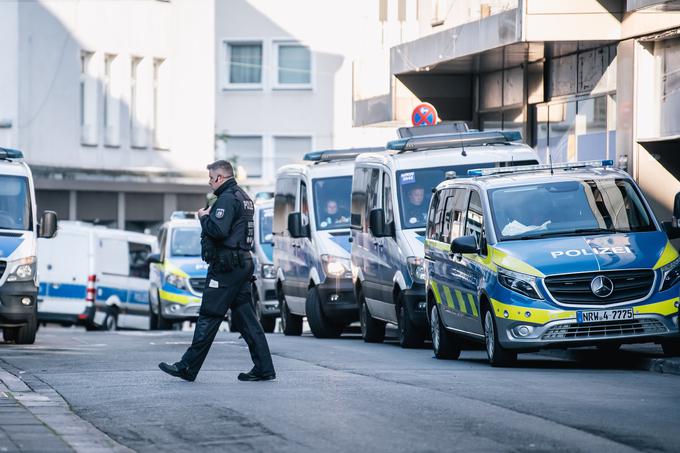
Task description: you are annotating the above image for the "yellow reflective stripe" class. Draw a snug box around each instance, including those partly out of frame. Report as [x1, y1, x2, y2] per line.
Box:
[425, 239, 450, 252]
[159, 290, 200, 305]
[431, 281, 443, 305]
[491, 248, 544, 277]
[467, 293, 479, 317]
[490, 298, 575, 325]
[634, 298, 679, 316]
[442, 286, 456, 309]
[164, 261, 189, 278]
[653, 241, 679, 270]
[454, 289, 468, 313]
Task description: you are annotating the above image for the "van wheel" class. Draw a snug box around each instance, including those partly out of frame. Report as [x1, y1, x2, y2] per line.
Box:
[102, 308, 118, 331]
[483, 310, 516, 367]
[156, 303, 175, 331]
[280, 295, 302, 336]
[359, 289, 385, 343]
[661, 339, 680, 357]
[14, 316, 38, 344]
[251, 286, 274, 333]
[149, 292, 159, 331]
[430, 304, 460, 360]
[3, 327, 18, 343]
[397, 294, 425, 348]
[306, 287, 343, 338]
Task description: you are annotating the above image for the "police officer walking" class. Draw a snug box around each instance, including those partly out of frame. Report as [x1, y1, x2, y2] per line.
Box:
[159, 160, 276, 382]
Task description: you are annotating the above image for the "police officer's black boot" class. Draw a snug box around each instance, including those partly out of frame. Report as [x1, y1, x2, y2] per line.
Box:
[237, 367, 276, 382]
[158, 362, 196, 382]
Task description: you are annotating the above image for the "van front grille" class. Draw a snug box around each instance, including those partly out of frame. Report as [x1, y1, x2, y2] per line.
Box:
[542, 319, 667, 340]
[189, 278, 206, 293]
[0, 261, 6, 279]
[544, 270, 654, 306]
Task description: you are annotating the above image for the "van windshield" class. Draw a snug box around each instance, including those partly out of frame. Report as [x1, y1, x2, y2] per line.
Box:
[0, 175, 31, 231]
[171, 227, 202, 257]
[260, 208, 273, 244]
[489, 179, 656, 241]
[396, 160, 537, 229]
[313, 176, 352, 230]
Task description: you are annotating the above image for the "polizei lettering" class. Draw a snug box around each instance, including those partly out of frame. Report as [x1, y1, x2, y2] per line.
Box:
[550, 246, 633, 259]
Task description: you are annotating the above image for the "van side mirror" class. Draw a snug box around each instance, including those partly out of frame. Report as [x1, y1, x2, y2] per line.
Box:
[450, 235, 479, 254]
[38, 211, 57, 238]
[288, 212, 309, 238]
[146, 253, 161, 265]
[369, 208, 393, 238]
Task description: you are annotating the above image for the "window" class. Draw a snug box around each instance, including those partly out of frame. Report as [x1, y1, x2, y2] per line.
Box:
[464, 191, 485, 251]
[158, 227, 168, 262]
[226, 42, 263, 87]
[427, 189, 445, 241]
[129, 242, 152, 279]
[0, 176, 31, 231]
[300, 181, 309, 226]
[130, 57, 147, 148]
[274, 178, 298, 234]
[275, 42, 312, 87]
[80, 51, 98, 145]
[313, 176, 352, 230]
[153, 58, 170, 149]
[365, 168, 381, 233]
[103, 54, 120, 147]
[441, 189, 467, 244]
[351, 167, 369, 230]
[382, 172, 394, 225]
[273, 136, 313, 171]
[223, 136, 263, 179]
[170, 228, 202, 257]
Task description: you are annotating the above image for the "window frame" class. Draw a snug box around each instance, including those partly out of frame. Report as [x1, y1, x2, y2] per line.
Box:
[463, 189, 487, 255]
[222, 39, 265, 91]
[272, 40, 313, 90]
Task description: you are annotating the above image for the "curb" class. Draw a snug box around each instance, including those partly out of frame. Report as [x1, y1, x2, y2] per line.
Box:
[0, 359, 133, 453]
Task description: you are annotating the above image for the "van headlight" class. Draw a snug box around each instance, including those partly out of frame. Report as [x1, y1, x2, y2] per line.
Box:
[261, 264, 276, 279]
[321, 255, 351, 278]
[166, 273, 189, 290]
[407, 256, 425, 283]
[659, 256, 680, 291]
[6, 257, 36, 282]
[497, 267, 543, 300]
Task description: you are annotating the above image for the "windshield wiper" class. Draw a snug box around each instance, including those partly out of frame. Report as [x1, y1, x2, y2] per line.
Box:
[514, 228, 619, 240]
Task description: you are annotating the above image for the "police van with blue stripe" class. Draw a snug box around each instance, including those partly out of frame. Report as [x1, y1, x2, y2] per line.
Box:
[351, 126, 539, 348]
[425, 160, 680, 365]
[0, 147, 57, 344]
[274, 148, 382, 338]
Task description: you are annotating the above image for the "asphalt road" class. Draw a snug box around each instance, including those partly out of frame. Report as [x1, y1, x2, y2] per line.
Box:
[1, 326, 679, 453]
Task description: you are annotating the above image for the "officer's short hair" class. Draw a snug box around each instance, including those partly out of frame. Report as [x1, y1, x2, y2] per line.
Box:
[207, 160, 234, 177]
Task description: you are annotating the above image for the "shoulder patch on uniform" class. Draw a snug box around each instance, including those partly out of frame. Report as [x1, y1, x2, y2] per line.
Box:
[215, 208, 225, 219]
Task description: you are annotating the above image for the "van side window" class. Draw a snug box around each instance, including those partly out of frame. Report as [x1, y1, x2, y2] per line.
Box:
[274, 177, 297, 235]
[158, 227, 167, 262]
[464, 190, 485, 252]
[351, 167, 368, 230]
[300, 181, 309, 226]
[365, 168, 380, 233]
[129, 242, 152, 279]
[382, 172, 394, 225]
[427, 190, 442, 241]
[442, 188, 467, 243]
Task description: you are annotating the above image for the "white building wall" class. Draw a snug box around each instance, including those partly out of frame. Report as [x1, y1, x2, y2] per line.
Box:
[0, 1, 19, 148]
[215, 0, 397, 189]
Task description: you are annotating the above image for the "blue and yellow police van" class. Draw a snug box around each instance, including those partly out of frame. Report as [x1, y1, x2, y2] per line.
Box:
[273, 148, 382, 338]
[148, 212, 207, 330]
[425, 160, 680, 366]
[351, 128, 539, 348]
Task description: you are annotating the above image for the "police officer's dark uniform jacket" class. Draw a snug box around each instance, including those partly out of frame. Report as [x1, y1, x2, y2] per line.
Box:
[175, 178, 275, 379]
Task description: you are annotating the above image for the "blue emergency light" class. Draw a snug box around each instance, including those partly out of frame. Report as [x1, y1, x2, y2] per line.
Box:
[467, 160, 614, 177]
[386, 130, 522, 152]
[303, 147, 384, 163]
[0, 147, 24, 159]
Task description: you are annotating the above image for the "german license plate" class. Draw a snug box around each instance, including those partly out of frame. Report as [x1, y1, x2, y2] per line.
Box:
[577, 308, 634, 324]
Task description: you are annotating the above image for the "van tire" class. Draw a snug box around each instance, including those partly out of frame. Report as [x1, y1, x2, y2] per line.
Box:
[252, 286, 275, 333]
[260, 316, 276, 333]
[397, 294, 425, 348]
[280, 296, 302, 336]
[430, 304, 461, 360]
[3, 327, 17, 343]
[359, 290, 385, 343]
[306, 287, 343, 338]
[15, 316, 38, 345]
[149, 293, 159, 331]
[102, 308, 118, 331]
[156, 304, 175, 331]
[483, 310, 516, 367]
[661, 339, 680, 357]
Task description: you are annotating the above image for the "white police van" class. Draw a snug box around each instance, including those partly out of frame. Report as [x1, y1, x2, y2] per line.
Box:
[351, 127, 539, 348]
[251, 198, 278, 332]
[0, 147, 57, 344]
[274, 148, 383, 338]
[37, 221, 158, 331]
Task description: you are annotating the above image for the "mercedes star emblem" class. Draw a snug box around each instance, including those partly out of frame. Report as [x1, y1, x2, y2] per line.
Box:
[590, 275, 614, 298]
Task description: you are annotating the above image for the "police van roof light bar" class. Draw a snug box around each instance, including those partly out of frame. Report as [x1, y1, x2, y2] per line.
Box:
[467, 160, 614, 177]
[0, 147, 24, 160]
[303, 147, 384, 163]
[386, 130, 522, 153]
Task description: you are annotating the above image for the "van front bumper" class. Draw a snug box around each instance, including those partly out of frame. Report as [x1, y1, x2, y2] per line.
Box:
[491, 298, 680, 350]
[318, 277, 357, 323]
[401, 283, 428, 328]
[257, 278, 279, 318]
[0, 281, 38, 326]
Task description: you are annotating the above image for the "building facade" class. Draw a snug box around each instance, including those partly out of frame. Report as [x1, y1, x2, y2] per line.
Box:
[353, 0, 680, 218]
[0, 0, 215, 232]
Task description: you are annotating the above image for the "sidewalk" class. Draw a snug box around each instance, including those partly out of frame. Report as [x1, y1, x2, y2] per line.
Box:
[0, 361, 131, 453]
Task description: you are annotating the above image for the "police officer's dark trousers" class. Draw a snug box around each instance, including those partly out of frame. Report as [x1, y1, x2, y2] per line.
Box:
[177, 255, 275, 379]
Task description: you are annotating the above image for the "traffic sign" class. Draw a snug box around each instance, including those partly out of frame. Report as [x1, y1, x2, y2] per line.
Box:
[411, 102, 438, 127]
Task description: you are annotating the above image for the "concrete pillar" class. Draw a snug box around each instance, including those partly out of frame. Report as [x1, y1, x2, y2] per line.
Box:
[117, 192, 125, 230]
[68, 191, 77, 220]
